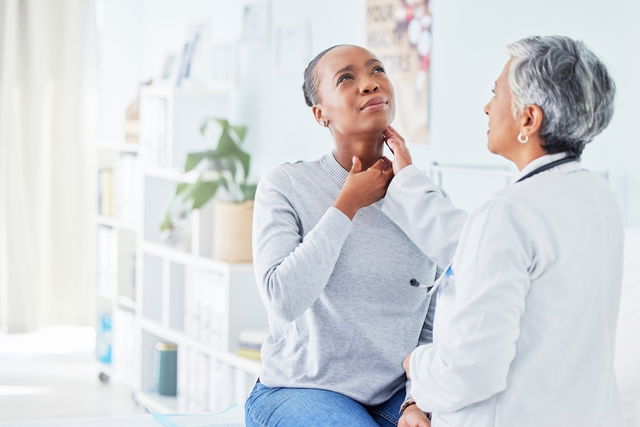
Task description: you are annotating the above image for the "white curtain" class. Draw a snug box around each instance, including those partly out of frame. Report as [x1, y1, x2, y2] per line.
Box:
[0, 0, 96, 332]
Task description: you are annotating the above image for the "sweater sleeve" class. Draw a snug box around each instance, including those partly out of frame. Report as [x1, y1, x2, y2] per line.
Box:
[382, 165, 467, 270]
[252, 168, 353, 323]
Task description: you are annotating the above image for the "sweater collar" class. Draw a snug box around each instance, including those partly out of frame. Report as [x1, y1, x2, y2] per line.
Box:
[321, 152, 349, 186]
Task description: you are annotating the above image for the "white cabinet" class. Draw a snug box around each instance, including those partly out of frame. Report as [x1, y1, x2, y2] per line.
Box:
[95, 86, 268, 413]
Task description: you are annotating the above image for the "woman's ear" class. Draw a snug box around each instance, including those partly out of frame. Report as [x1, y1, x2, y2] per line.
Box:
[312, 105, 328, 127]
[520, 104, 544, 137]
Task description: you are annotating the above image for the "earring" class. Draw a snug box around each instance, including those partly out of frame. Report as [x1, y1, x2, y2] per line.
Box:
[517, 133, 529, 144]
[320, 119, 329, 127]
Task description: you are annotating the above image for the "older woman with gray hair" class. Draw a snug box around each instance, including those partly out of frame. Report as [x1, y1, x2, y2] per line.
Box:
[376, 35, 623, 426]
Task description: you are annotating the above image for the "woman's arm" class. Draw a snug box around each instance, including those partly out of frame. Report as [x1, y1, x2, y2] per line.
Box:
[253, 159, 392, 323]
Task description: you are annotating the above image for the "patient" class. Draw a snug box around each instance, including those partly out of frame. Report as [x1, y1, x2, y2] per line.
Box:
[244, 45, 458, 426]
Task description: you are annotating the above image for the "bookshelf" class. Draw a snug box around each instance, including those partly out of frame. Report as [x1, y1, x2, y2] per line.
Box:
[95, 86, 268, 414]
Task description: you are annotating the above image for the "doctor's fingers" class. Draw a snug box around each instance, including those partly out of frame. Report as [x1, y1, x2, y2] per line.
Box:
[387, 125, 405, 143]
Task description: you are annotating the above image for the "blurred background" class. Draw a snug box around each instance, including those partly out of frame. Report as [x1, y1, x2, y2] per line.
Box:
[0, 0, 639, 425]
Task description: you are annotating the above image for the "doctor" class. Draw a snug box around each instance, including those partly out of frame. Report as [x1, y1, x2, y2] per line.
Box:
[382, 35, 624, 426]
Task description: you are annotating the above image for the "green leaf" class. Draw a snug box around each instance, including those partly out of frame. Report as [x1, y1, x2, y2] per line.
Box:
[176, 183, 189, 197]
[160, 210, 174, 231]
[236, 148, 250, 179]
[199, 117, 224, 135]
[184, 150, 213, 172]
[228, 157, 239, 178]
[218, 176, 229, 191]
[240, 183, 257, 200]
[216, 130, 239, 156]
[230, 125, 248, 142]
[183, 179, 220, 210]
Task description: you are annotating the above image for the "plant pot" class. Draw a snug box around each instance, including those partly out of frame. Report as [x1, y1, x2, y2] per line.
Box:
[214, 200, 253, 263]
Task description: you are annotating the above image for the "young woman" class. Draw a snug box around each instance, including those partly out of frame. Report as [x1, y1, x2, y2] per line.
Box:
[245, 45, 464, 426]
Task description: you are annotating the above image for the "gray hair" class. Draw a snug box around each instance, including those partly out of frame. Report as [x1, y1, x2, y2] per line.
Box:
[507, 35, 615, 156]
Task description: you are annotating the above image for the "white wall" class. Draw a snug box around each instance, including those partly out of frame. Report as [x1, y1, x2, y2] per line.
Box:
[98, 0, 640, 226]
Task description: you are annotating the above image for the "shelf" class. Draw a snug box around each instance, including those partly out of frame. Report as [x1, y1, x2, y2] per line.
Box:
[118, 296, 137, 311]
[95, 215, 138, 232]
[140, 318, 261, 376]
[97, 291, 115, 304]
[141, 84, 232, 98]
[143, 167, 219, 184]
[136, 390, 178, 413]
[96, 142, 141, 153]
[142, 241, 253, 272]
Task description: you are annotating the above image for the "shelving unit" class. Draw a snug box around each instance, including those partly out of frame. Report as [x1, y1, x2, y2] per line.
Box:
[95, 86, 268, 414]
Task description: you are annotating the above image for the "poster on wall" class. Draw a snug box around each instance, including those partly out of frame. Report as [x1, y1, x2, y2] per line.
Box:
[367, 0, 431, 144]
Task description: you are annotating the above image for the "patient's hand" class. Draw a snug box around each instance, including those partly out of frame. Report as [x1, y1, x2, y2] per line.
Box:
[403, 352, 412, 379]
[399, 404, 431, 427]
[333, 156, 393, 219]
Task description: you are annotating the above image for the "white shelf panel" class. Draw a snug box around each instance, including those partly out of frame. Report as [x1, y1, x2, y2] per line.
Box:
[118, 296, 137, 311]
[95, 215, 138, 232]
[141, 84, 231, 98]
[96, 142, 141, 153]
[142, 241, 253, 272]
[143, 167, 219, 184]
[140, 318, 261, 376]
[136, 391, 178, 414]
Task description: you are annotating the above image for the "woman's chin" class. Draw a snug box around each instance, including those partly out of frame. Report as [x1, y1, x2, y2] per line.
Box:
[360, 117, 392, 134]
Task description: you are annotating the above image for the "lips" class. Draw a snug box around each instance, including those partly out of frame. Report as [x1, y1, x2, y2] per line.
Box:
[360, 96, 388, 111]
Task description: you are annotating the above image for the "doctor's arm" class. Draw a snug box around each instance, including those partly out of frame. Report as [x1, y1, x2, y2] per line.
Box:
[382, 128, 467, 270]
[407, 200, 535, 413]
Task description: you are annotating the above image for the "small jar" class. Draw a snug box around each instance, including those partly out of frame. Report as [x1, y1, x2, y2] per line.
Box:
[154, 342, 178, 396]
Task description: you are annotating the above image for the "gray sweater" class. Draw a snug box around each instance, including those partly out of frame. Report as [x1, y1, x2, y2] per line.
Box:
[252, 153, 437, 405]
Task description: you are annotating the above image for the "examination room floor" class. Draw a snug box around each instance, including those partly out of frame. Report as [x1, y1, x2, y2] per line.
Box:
[0, 327, 145, 423]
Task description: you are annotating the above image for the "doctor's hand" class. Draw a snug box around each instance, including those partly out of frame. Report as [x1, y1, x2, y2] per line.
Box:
[383, 125, 413, 175]
[399, 404, 431, 427]
[403, 352, 413, 379]
[333, 156, 393, 220]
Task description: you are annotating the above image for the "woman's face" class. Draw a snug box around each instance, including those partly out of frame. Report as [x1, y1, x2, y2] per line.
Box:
[314, 45, 395, 137]
[484, 60, 520, 156]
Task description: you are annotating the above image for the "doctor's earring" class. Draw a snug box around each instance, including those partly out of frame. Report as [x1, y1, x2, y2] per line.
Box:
[517, 133, 529, 144]
[320, 119, 329, 127]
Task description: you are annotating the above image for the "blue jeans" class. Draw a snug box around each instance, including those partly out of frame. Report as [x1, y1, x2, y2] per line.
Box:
[244, 380, 405, 426]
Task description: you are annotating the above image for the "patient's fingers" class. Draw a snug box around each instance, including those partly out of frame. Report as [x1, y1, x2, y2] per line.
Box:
[350, 156, 362, 173]
[382, 156, 393, 170]
[369, 158, 386, 171]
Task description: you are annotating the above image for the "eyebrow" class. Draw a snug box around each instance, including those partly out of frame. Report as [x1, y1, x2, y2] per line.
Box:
[333, 58, 382, 80]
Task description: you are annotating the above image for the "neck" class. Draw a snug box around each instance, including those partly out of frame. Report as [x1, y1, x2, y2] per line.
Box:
[508, 138, 548, 171]
[332, 132, 386, 171]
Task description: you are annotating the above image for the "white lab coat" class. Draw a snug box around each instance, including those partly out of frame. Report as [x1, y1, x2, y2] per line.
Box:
[383, 153, 625, 427]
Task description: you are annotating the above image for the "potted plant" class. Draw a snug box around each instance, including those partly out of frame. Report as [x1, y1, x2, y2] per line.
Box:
[160, 118, 256, 262]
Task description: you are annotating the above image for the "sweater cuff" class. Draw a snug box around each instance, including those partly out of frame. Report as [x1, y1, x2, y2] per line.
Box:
[316, 207, 354, 242]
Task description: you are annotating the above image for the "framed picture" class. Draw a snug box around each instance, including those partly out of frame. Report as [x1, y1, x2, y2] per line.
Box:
[242, 0, 271, 45]
[367, 0, 432, 144]
[275, 20, 311, 74]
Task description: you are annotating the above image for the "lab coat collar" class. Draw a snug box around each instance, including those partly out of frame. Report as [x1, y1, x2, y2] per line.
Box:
[512, 152, 576, 183]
